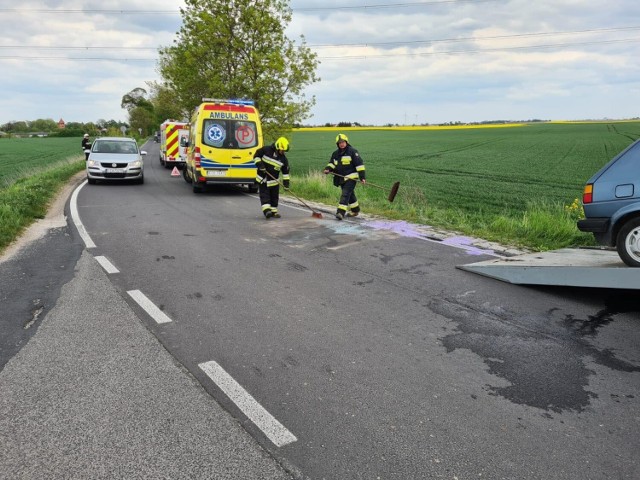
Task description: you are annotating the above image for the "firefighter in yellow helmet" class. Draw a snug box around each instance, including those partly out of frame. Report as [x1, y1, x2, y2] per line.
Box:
[254, 137, 291, 219]
[323, 133, 366, 220]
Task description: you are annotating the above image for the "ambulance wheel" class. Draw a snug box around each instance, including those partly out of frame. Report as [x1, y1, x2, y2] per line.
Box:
[616, 217, 640, 267]
[248, 183, 258, 193]
[192, 178, 204, 193]
[182, 166, 191, 183]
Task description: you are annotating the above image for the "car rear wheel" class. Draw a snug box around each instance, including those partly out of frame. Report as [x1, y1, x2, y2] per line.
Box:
[616, 217, 640, 267]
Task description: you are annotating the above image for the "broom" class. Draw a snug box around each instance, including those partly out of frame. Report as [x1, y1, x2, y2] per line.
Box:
[264, 171, 323, 219]
[326, 172, 400, 202]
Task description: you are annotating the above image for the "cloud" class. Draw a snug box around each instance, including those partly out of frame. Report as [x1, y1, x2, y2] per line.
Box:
[2, 0, 640, 125]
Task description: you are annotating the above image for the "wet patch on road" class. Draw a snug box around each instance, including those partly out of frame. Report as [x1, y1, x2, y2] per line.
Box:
[562, 291, 639, 337]
[431, 297, 640, 413]
[434, 297, 595, 412]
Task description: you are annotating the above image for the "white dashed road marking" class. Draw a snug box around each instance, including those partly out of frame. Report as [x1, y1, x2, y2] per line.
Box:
[199, 360, 297, 447]
[127, 290, 173, 324]
[94, 255, 119, 274]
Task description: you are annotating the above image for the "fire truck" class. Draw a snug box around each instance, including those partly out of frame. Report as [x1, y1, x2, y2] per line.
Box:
[159, 120, 189, 169]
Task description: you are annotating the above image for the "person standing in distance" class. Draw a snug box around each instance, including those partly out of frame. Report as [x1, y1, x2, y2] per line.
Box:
[254, 137, 291, 219]
[323, 133, 366, 220]
[81, 134, 92, 161]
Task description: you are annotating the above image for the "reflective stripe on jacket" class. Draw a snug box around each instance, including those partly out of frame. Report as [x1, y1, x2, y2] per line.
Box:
[254, 144, 290, 185]
[325, 144, 365, 181]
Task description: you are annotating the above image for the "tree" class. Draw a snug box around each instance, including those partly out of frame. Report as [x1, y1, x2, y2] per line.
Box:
[158, 0, 319, 139]
[31, 118, 58, 132]
[121, 87, 154, 113]
[129, 107, 155, 137]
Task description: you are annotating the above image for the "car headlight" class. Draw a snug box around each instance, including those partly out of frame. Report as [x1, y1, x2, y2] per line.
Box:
[87, 160, 100, 167]
[130, 160, 142, 168]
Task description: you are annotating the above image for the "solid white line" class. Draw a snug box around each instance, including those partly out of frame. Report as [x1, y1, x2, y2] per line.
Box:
[94, 255, 119, 274]
[198, 360, 297, 447]
[127, 290, 173, 324]
[70, 180, 96, 249]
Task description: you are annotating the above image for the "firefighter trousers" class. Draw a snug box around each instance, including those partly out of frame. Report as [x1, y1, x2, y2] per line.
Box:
[337, 180, 360, 214]
[259, 183, 280, 217]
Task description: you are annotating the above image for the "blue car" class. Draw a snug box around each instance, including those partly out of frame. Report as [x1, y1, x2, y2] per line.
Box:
[577, 139, 640, 267]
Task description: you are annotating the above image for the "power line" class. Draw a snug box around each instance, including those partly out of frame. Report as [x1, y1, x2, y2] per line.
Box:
[0, 1, 497, 15]
[1, 26, 638, 52]
[310, 26, 640, 48]
[1, 37, 638, 62]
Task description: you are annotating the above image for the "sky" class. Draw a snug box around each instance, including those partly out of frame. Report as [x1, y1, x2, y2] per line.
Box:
[1, 0, 640, 126]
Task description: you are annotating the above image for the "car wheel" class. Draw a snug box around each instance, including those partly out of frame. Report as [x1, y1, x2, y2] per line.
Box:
[138, 174, 145, 185]
[616, 217, 640, 267]
[87, 177, 96, 185]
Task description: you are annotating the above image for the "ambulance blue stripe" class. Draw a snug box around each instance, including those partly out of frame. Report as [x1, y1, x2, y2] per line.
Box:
[200, 158, 256, 169]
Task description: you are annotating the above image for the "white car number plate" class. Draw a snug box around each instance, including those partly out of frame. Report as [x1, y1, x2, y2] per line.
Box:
[106, 168, 124, 174]
[208, 170, 227, 177]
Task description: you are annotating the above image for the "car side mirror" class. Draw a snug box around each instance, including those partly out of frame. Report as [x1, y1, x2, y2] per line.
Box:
[140, 151, 147, 155]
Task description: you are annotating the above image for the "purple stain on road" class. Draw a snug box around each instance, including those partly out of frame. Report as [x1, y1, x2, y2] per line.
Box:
[442, 236, 494, 256]
[365, 220, 495, 256]
[365, 220, 431, 240]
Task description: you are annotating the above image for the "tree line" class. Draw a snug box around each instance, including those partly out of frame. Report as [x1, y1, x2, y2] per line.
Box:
[0, 119, 130, 138]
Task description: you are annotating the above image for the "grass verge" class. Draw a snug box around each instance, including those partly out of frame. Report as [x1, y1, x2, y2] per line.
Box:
[0, 160, 85, 254]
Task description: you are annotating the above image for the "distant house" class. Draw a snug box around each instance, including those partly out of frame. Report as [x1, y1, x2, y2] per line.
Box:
[58, 118, 65, 129]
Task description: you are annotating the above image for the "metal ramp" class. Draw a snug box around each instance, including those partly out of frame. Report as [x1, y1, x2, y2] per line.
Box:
[457, 248, 640, 290]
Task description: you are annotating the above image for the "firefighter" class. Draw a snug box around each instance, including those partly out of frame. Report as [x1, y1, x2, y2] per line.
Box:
[323, 133, 366, 220]
[81, 134, 92, 161]
[254, 137, 290, 219]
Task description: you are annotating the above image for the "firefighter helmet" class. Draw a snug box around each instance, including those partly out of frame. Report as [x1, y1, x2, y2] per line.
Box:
[275, 137, 289, 152]
[336, 133, 349, 145]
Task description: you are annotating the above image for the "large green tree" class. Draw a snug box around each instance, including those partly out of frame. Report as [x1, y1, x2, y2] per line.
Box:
[158, 0, 319, 139]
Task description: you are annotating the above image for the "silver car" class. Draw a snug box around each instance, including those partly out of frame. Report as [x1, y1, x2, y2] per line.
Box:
[86, 137, 146, 184]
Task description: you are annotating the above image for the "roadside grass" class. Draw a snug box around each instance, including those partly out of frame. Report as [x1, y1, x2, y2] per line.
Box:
[0, 159, 85, 253]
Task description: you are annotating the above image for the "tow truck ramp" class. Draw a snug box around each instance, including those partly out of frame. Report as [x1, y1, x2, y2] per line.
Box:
[457, 248, 639, 290]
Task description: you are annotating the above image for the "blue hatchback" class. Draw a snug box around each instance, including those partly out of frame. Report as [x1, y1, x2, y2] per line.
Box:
[577, 139, 640, 267]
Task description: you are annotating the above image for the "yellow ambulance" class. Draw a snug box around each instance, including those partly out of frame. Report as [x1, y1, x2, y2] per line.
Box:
[183, 98, 263, 193]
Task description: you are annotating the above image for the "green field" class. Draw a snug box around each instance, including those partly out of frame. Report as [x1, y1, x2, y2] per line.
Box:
[0, 137, 83, 187]
[1, 123, 639, 253]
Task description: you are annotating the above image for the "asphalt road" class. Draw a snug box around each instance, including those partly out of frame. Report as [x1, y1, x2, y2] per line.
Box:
[1, 140, 639, 479]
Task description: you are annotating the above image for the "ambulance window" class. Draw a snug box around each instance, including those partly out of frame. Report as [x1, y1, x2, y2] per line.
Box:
[233, 121, 258, 149]
[202, 119, 257, 149]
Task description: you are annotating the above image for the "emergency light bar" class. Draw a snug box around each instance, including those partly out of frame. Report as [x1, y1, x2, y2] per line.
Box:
[201, 98, 255, 106]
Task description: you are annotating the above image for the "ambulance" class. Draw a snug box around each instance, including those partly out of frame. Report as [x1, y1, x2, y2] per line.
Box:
[183, 98, 262, 193]
[159, 120, 189, 169]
